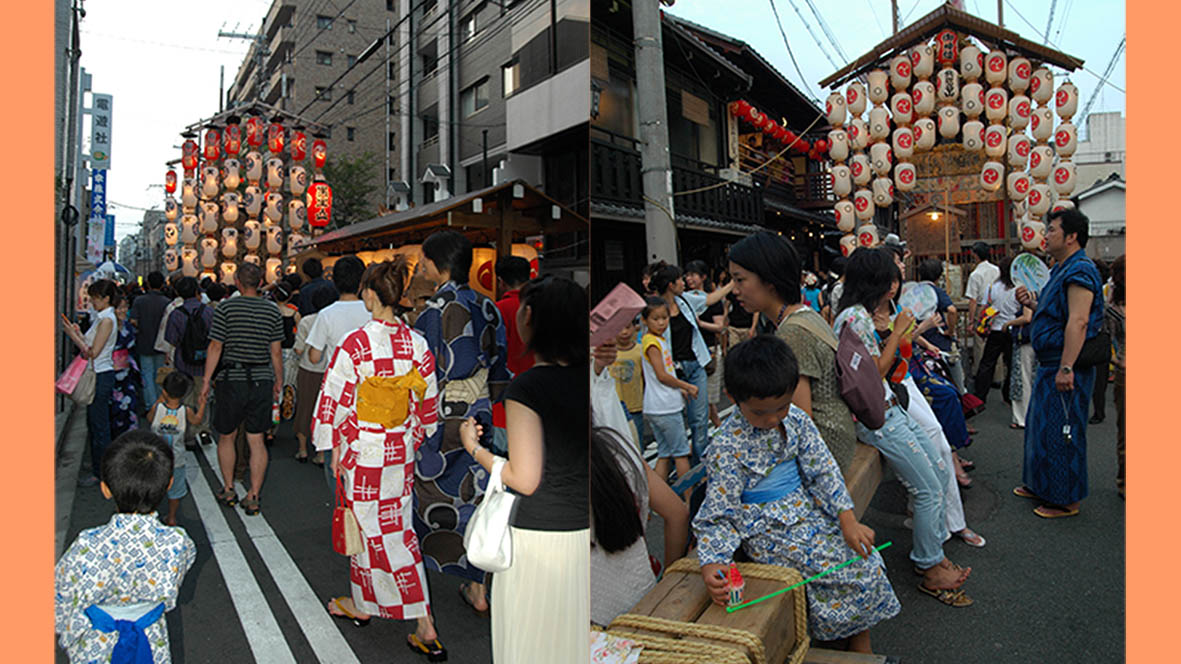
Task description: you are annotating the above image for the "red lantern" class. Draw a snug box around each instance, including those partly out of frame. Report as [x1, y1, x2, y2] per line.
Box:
[224, 123, 241, 156]
[795, 140, 811, 154]
[165, 169, 177, 194]
[290, 130, 307, 161]
[312, 139, 327, 169]
[245, 117, 264, 147]
[730, 100, 752, 117]
[763, 120, 779, 136]
[204, 128, 221, 161]
[181, 139, 198, 171]
[268, 122, 285, 154]
[813, 139, 828, 154]
[307, 181, 333, 228]
[782, 130, 797, 146]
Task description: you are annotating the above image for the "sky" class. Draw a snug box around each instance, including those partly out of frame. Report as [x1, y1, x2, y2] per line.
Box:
[77, 0, 1125, 245]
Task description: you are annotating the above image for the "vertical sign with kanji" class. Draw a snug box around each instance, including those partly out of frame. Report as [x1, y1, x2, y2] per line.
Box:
[104, 213, 116, 250]
[90, 94, 112, 169]
[86, 169, 108, 264]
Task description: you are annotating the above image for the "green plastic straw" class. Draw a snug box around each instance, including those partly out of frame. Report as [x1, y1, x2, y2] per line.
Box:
[724, 541, 893, 613]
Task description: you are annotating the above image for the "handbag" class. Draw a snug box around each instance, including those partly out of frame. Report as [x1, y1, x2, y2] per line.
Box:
[331, 474, 364, 556]
[464, 456, 518, 573]
[56, 354, 96, 406]
[1075, 330, 1113, 369]
[834, 323, 888, 430]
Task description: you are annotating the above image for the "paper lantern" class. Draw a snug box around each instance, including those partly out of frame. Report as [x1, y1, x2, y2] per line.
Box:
[1052, 199, 1076, 213]
[826, 92, 847, 127]
[854, 188, 874, 221]
[244, 185, 262, 218]
[867, 70, 889, 105]
[984, 51, 1007, 85]
[840, 233, 859, 257]
[199, 237, 219, 268]
[164, 248, 179, 272]
[1008, 134, 1031, 168]
[223, 158, 241, 191]
[846, 82, 867, 117]
[869, 142, 892, 176]
[984, 124, 1007, 158]
[914, 118, 936, 150]
[850, 153, 871, 186]
[312, 139, 327, 170]
[960, 45, 982, 81]
[266, 158, 284, 190]
[268, 122, 285, 154]
[1054, 121, 1078, 158]
[265, 258, 282, 286]
[962, 120, 985, 152]
[221, 192, 240, 224]
[290, 130, 307, 162]
[1020, 220, 1046, 250]
[892, 127, 914, 160]
[264, 192, 283, 224]
[868, 106, 890, 141]
[1009, 57, 1032, 93]
[265, 224, 283, 256]
[889, 92, 913, 123]
[308, 181, 332, 228]
[510, 243, 540, 279]
[1056, 81, 1080, 120]
[164, 222, 178, 246]
[181, 178, 198, 209]
[289, 166, 308, 196]
[835, 199, 856, 232]
[831, 164, 852, 197]
[980, 161, 1003, 192]
[938, 105, 960, 138]
[221, 228, 239, 258]
[204, 128, 221, 161]
[201, 165, 219, 199]
[181, 247, 199, 277]
[912, 80, 935, 116]
[936, 67, 959, 102]
[245, 116, 264, 147]
[245, 151, 263, 185]
[1030, 145, 1054, 178]
[466, 247, 497, 298]
[1009, 95, 1032, 130]
[1030, 107, 1054, 142]
[762, 120, 780, 137]
[181, 139, 199, 171]
[219, 262, 237, 285]
[288, 232, 307, 257]
[847, 118, 869, 150]
[890, 55, 912, 91]
[1030, 67, 1054, 104]
[165, 169, 177, 194]
[858, 224, 880, 248]
[872, 176, 895, 207]
[180, 214, 198, 244]
[224, 123, 241, 156]
[1007, 172, 1032, 201]
[1028, 183, 1052, 215]
[961, 82, 984, 118]
[934, 29, 959, 66]
[985, 87, 1008, 122]
[1053, 161, 1077, 194]
[730, 100, 752, 117]
[244, 220, 261, 250]
[828, 129, 849, 162]
[199, 201, 219, 233]
[911, 43, 935, 79]
[288, 199, 306, 230]
[164, 197, 179, 222]
[894, 162, 917, 192]
[242, 253, 261, 266]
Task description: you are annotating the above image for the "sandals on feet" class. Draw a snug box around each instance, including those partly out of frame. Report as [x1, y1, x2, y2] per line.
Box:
[241, 495, 261, 516]
[215, 488, 238, 507]
[956, 528, 987, 548]
[327, 597, 370, 628]
[407, 633, 448, 662]
[295, 452, 309, 464]
[1033, 504, 1079, 519]
[959, 459, 976, 472]
[1012, 486, 1038, 499]
[918, 583, 974, 607]
[458, 582, 490, 618]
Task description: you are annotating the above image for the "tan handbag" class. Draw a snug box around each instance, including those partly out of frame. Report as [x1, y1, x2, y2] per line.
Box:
[332, 474, 364, 556]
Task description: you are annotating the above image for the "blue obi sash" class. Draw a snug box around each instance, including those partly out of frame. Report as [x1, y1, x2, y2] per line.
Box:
[84, 602, 165, 664]
[740, 457, 802, 504]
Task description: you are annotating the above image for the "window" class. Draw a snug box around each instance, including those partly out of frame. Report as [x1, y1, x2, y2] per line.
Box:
[461, 78, 489, 116]
[347, 19, 357, 33]
[387, 0, 395, 11]
[316, 15, 334, 30]
[389, 132, 397, 150]
[502, 60, 520, 97]
[423, 114, 439, 141]
[347, 90, 355, 105]
[388, 96, 397, 114]
[316, 50, 333, 66]
[347, 54, 357, 68]
[347, 127, 355, 141]
[315, 86, 331, 101]
[389, 168, 397, 183]
[421, 52, 438, 76]
[422, 0, 437, 15]
[462, 13, 477, 41]
[389, 62, 397, 80]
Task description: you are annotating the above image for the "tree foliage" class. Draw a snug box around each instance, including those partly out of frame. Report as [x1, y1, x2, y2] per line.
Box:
[322, 151, 379, 229]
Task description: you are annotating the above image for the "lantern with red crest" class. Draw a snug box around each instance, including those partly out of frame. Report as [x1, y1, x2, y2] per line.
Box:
[311, 138, 328, 171]
[245, 116, 264, 148]
[729, 100, 753, 119]
[290, 127, 307, 161]
[268, 120, 285, 155]
[165, 169, 177, 194]
[307, 180, 333, 228]
[224, 118, 242, 156]
[181, 135, 199, 171]
[204, 128, 221, 161]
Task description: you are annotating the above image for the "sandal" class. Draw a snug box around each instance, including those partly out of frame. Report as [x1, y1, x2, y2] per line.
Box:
[407, 633, 448, 662]
[914, 561, 971, 583]
[327, 597, 370, 628]
[1033, 504, 1079, 519]
[956, 474, 973, 489]
[458, 582, 490, 618]
[955, 528, 987, 548]
[959, 459, 975, 472]
[918, 583, 974, 607]
[215, 487, 238, 507]
[295, 452, 309, 464]
[241, 495, 261, 516]
[1010, 423, 1025, 430]
[1012, 486, 1038, 499]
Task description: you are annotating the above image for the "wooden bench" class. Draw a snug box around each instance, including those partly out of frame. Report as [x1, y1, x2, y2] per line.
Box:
[844, 442, 883, 520]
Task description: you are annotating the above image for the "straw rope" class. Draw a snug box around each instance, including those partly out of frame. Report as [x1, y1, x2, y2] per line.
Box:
[610, 614, 767, 664]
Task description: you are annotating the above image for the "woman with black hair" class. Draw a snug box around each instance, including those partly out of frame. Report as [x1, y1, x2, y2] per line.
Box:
[684, 260, 726, 428]
[413, 230, 511, 616]
[834, 249, 974, 606]
[649, 263, 732, 460]
[727, 232, 858, 472]
[459, 276, 589, 662]
[63, 279, 122, 487]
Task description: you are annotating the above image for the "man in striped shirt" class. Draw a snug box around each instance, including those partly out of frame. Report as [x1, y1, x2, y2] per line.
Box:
[200, 261, 284, 515]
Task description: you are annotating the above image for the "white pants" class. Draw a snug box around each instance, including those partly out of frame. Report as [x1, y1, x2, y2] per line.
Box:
[1011, 344, 1035, 427]
[904, 376, 967, 534]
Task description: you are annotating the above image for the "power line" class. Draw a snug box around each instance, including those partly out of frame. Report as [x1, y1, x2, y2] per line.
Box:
[80, 30, 252, 56]
[863, 0, 887, 39]
[1043, 0, 1058, 43]
[782, 0, 840, 71]
[1001, 0, 1125, 94]
[902, 0, 924, 25]
[767, 0, 820, 101]
[801, 0, 848, 63]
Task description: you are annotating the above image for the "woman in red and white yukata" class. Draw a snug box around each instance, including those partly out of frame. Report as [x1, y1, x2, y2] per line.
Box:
[312, 257, 448, 661]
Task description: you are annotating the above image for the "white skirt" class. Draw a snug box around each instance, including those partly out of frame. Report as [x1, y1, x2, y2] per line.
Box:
[491, 527, 590, 664]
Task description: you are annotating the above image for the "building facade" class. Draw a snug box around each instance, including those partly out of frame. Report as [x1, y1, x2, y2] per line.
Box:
[1074, 111, 1125, 193]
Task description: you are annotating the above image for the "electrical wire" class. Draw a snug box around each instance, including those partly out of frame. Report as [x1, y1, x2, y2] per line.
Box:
[1001, 0, 1125, 94]
[902, 0, 924, 26]
[864, 0, 887, 39]
[767, 0, 820, 102]
[782, 0, 840, 71]
[801, 0, 848, 63]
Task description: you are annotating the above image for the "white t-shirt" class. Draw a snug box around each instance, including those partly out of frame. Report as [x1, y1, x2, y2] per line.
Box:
[988, 281, 1020, 330]
[150, 402, 187, 468]
[641, 333, 683, 416]
[305, 300, 371, 365]
[294, 313, 329, 372]
[86, 307, 119, 373]
[965, 260, 1000, 305]
[153, 297, 184, 355]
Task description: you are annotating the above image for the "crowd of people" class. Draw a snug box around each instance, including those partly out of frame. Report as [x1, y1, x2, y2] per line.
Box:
[55, 230, 590, 663]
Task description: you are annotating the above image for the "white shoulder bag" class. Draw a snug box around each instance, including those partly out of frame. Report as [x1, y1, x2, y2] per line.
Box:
[464, 456, 518, 573]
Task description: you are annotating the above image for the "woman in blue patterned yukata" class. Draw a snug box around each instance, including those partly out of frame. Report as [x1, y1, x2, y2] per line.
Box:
[694, 335, 901, 653]
[108, 294, 142, 440]
[413, 230, 511, 615]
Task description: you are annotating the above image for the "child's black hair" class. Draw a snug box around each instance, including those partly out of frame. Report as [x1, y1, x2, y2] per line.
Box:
[641, 295, 668, 319]
[162, 371, 194, 400]
[590, 427, 644, 554]
[724, 335, 800, 404]
[101, 431, 175, 514]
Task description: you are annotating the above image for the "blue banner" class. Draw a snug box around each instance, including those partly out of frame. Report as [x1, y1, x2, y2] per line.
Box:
[105, 213, 116, 248]
[90, 169, 107, 220]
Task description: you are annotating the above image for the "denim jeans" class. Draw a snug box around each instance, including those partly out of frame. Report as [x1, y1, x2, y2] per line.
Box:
[137, 353, 164, 409]
[621, 401, 645, 449]
[857, 404, 950, 569]
[680, 359, 710, 462]
[87, 371, 118, 479]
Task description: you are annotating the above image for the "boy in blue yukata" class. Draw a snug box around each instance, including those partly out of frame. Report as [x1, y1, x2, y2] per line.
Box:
[55, 430, 196, 663]
[694, 335, 901, 653]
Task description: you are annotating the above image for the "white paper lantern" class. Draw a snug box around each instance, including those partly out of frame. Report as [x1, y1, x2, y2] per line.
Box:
[1054, 121, 1078, 158]
[181, 214, 198, 244]
[244, 220, 261, 250]
[858, 224, 880, 248]
[201, 165, 219, 199]
[867, 70, 889, 104]
[962, 120, 985, 152]
[264, 192, 284, 223]
[961, 82, 984, 118]
[938, 105, 960, 138]
[164, 222, 178, 246]
[911, 43, 935, 79]
[245, 151, 263, 185]
[870, 142, 893, 175]
[242, 253, 262, 266]
[868, 106, 891, 141]
[181, 247, 199, 277]
[1007, 172, 1032, 201]
[1055, 81, 1079, 120]
[984, 124, 1007, 157]
[221, 192, 240, 224]
[984, 87, 1008, 122]
[1052, 199, 1076, 213]
[1008, 57, 1032, 93]
[265, 224, 283, 256]
[846, 82, 867, 117]
[984, 51, 1007, 85]
[854, 188, 874, 221]
[1020, 220, 1046, 250]
[181, 179, 198, 209]
[288, 199, 306, 231]
[826, 91, 847, 127]
[244, 185, 262, 218]
[960, 45, 982, 81]
[199, 201, 219, 233]
[1028, 183, 1052, 215]
[835, 200, 856, 232]
[1030, 106, 1054, 142]
[890, 92, 913, 124]
[265, 258, 283, 286]
[288, 232, 307, 257]
[164, 197, 179, 222]
[223, 158, 241, 191]
[890, 55, 913, 90]
[1030, 145, 1054, 178]
[200, 237, 219, 268]
[840, 234, 859, 257]
[850, 153, 872, 186]
[895, 162, 917, 192]
[221, 228, 239, 258]
[219, 262, 237, 285]
[911, 80, 936, 116]
[163, 248, 179, 272]
[266, 157, 284, 190]
[980, 161, 1003, 192]
[936, 68, 959, 102]
[828, 129, 849, 162]
[1009, 95, 1032, 130]
[892, 127, 915, 160]
[1030, 67, 1054, 104]
[914, 118, 937, 151]
[847, 118, 869, 150]
[872, 176, 894, 207]
[1053, 160, 1077, 195]
[1008, 134, 1031, 168]
[289, 166, 308, 196]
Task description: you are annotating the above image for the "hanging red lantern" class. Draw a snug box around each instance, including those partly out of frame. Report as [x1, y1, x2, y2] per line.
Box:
[762, 120, 780, 136]
[245, 117, 264, 147]
[165, 169, 177, 194]
[290, 130, 307, 161]
[181, 138, 199, 171]
[782, 129, 797, 146]
[204, 128, 221, 161]
[268, 122, 285, 154]
[307, 181, 333, 228]
[312, 139, 327, 169]
[730, 100, 752, 118]
[224, 123, 241, 156]
[813, 139, 828, 154]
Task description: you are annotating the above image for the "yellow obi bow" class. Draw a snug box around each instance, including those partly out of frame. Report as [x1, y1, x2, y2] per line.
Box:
[356, 368, 428, 428]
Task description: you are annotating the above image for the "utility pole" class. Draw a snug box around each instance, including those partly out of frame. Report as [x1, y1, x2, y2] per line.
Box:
[219, 26, 269, 102]
[997, 0, 1003, 28]
[891, 0, 898, 34]
[632, 0, 677, 264]
[385, 16, 392, 210]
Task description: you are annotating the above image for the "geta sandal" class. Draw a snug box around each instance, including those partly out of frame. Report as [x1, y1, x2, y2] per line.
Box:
[1012, 486, 1038, 499]
[407, 633, 447, 662]
[918, 583, 974, 607]
[327, 597, 370, 628]
[1033, 504, 1079, 519]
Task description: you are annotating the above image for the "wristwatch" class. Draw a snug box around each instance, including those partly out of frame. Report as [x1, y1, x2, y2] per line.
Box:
[1058, 365, 1073, 374]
